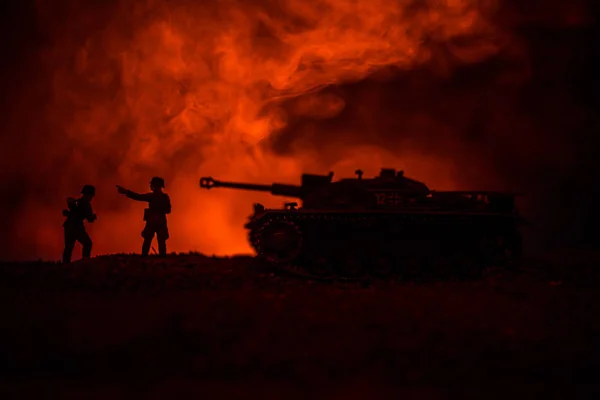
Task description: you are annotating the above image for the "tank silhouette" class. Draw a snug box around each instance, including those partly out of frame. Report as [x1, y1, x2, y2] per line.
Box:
[199, 168, 524, 280]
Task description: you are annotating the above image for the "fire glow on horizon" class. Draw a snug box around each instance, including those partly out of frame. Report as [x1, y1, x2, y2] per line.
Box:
[3, 0, 594, 260]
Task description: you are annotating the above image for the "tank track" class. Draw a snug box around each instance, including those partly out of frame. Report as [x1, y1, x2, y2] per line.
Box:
[249, 212, 522, 282]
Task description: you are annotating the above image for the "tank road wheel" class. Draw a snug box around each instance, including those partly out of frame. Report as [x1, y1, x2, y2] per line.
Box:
[256, 220, 303, 264]
[372, 256, 395, 279]
[491, 234, 522, 269]
[401, 255, 425, 281]
[502, 232, 523, 268]
[479, 238, 498, 271]
[431, 251, 453, 281]
[458, 251, 483, 280]
[335, 253, 365, 280]
[308, 256, 334, 279]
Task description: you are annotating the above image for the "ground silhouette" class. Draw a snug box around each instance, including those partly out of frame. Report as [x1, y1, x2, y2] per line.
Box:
[0, 253, 599, 397]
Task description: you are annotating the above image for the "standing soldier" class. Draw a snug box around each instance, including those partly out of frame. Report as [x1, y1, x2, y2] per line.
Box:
[116, 177, 171, 257]
[62, 184, 97, 264]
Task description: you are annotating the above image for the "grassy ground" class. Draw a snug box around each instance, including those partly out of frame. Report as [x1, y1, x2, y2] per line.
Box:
[1, 254, 599, 398]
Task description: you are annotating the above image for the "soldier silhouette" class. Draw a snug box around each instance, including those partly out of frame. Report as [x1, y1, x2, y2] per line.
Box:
[116, 177, 171, 256]
[62, 184, 97, 264]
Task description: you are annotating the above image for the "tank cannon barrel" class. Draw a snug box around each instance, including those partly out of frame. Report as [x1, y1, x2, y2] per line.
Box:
[200, 177, 303, 198]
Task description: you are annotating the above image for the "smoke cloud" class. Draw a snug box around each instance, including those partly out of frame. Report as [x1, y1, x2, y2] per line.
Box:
[0, 0, 598, 260]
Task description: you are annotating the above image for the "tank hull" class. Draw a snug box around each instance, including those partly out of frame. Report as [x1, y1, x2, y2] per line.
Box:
[247, 209, 523, 281]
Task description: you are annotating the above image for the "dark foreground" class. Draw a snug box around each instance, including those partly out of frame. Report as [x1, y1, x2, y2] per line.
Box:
[1, 253, 600, 398]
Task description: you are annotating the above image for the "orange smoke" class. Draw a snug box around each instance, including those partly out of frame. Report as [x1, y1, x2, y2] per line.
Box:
[2, 0, 591, 260]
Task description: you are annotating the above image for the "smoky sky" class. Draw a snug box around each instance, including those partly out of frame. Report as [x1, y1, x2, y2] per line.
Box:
[1, 0, 599, 260]
[266, 15, 600, 249]
[264, 0, 600, 251]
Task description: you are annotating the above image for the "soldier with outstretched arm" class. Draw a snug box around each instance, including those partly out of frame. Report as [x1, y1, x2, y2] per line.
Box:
[62, 184, 97, 264]
[116, 176, 171, 256]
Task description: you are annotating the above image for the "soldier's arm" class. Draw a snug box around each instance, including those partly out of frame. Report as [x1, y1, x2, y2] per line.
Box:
[125, 191, 153, 202]
[85, 204, 97, 222]
[66, 197, 77, 210]
[117, 185, 152, 202]
[64, 198, 79, 217]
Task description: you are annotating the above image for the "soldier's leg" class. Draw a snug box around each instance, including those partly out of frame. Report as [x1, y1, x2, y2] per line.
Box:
[157, 240, 167, 256]
[63, 228, 77, 264]
[141, 229, 154, 256]
[62, 228, 76, 264]
[156, 228, 169, 257]
[78, 231, 93, 259]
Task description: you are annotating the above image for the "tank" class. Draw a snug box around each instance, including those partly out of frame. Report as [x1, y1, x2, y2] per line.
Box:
[199, 168, 524, 281]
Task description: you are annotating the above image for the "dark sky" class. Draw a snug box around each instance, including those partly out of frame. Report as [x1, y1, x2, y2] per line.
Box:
[0, 0, 599, 259]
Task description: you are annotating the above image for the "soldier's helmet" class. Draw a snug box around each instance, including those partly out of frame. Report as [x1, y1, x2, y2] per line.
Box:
[81, 185, 96, 196]
[150, 176, 165, 188]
